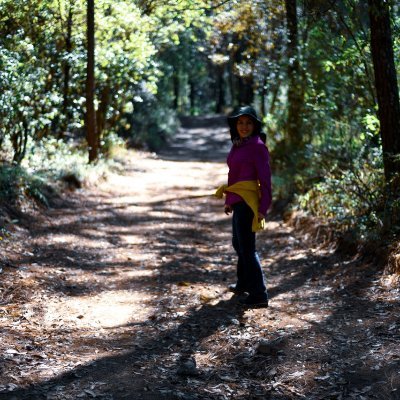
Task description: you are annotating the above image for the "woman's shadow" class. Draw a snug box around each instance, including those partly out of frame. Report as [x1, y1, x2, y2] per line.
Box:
[3, 295, 247, 399]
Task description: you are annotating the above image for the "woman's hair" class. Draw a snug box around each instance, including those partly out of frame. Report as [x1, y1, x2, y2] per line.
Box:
[227, 106, 266, 144]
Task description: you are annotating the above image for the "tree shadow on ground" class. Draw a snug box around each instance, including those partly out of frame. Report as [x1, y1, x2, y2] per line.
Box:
[4, 244, 398, 399]
[3, 296, 248, 400]
[1, 116, 399, 399]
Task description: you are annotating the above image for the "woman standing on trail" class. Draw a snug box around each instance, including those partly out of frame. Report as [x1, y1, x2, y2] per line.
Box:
[215, 106, 271, 308]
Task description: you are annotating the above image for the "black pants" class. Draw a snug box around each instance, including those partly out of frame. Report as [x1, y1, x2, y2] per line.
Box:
[232, 202, 267, 296]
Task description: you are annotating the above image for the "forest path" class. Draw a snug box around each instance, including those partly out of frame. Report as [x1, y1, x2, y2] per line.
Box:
[0, 116, 399, 399]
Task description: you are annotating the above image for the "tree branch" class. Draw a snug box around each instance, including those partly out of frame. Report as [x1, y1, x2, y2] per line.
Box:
[335, 0, 377, 105]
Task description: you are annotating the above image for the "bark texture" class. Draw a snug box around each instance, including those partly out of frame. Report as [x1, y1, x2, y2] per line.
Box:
[285, 0, 304, 149]
[368, 0, 400, 184]
[86, 0, 98, 163]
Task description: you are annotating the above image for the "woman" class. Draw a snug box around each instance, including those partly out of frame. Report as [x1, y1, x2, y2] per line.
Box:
[216, 106, 271, 307]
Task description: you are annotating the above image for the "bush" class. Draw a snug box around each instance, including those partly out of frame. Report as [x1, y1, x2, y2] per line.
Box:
[118, 87, 179, 151]
[294, 143, 385, 241]
[0, 136, 126, 209]
[0, 164, 52, 207]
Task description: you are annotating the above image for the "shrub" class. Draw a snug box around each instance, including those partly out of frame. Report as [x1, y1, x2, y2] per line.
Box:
[294, 143, 385, 240]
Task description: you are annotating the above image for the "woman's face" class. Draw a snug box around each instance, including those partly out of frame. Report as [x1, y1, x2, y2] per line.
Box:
[236, 115, 255, 139]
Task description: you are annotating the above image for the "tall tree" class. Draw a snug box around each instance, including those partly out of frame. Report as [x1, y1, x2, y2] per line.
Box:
[60, 0, 75, 137]
[215, 64, 226, 113]
[368, 0, 400, 186]
[285, 0, 303, 149]
[86, 0, 98, 163]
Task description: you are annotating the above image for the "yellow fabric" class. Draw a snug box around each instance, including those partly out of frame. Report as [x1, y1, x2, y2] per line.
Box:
[215, 180, 265, 232]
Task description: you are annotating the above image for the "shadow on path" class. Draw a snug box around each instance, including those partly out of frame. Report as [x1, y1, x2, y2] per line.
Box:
[158, 115, 231, 162]
[1, 115, 399, 400]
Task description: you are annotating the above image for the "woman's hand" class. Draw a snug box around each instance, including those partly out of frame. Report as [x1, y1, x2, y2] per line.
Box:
[224, 205, 233, 215]
[257, 212, 265, 222]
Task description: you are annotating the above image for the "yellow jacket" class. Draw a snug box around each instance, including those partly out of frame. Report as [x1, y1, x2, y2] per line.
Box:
[215, 180, 265, 232]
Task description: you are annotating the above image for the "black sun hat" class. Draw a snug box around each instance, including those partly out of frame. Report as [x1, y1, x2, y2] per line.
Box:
[227, 105, 262, 130]
[227, 105, 266, 143]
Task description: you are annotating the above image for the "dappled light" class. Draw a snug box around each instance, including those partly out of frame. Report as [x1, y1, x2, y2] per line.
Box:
[43, 289, 153, 329]
[1, 116, 399, 399]
[1, 0, 400, 398]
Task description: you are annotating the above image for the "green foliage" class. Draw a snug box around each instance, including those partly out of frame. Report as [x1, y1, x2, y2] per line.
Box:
[0, 0, 399, 246]
[0, 164, 51, 207]
[100, 131, 127, 158]
[293, 127, 385, 239]
[266, 0, 398, 242]
[94, 0, 160, 135]
[119, 91, 178, 151]
[207, 0, 286, 107]
[0, 0, 208, 159]
[0, 39, 60, 162]
[0, 134, 126, 208]
[21, 136, 120, 184]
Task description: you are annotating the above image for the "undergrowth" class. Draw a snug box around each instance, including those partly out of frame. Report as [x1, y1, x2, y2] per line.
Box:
[0, 133, 126, 209]
[294, 144, 385, 241]
[0, 164, 53, 207]
[272, 115, 389, 247]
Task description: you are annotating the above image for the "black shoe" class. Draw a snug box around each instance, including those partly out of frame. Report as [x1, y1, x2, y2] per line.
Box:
[228, 284, 247, 295]
[239, 294, 269, 308]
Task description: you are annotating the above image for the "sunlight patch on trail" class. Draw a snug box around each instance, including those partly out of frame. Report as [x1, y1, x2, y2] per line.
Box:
[43, 290, 153, 329]
[102, 153, 227, 204]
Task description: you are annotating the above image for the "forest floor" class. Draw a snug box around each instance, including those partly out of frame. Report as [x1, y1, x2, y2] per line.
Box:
[0, 116, 399, 400]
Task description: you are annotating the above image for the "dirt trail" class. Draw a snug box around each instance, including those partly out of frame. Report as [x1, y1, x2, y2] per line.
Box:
[0, 116, 399, 400]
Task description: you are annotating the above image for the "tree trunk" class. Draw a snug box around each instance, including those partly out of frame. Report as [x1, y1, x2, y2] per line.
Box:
[269, 79, 281, 116]
[86, 0, 98, 163]
[12, 116, 29, 164]
[189, 77, 196, 115]
[60, 1, 74, 138]
[215, 64, 225, 113]
[260, 76, 268, 118]
[173, 71, 179, 110]
[368, 0, 400, 232]
[228, 48, 236, 107]
[96, 85, 110, 142]
[285, 0, 303, 149]
[237, 76, 254, 105]
[368, 0, 400, 185]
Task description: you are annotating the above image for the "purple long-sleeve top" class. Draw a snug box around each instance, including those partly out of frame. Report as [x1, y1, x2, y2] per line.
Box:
[225, 135, 272, 216]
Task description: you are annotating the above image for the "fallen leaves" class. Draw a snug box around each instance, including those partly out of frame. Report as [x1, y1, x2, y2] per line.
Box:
[0, 142, 399, 399]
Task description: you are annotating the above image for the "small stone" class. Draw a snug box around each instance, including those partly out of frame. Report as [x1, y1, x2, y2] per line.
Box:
[256, 337, 285, 355]
[177, 358, 198, 377]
